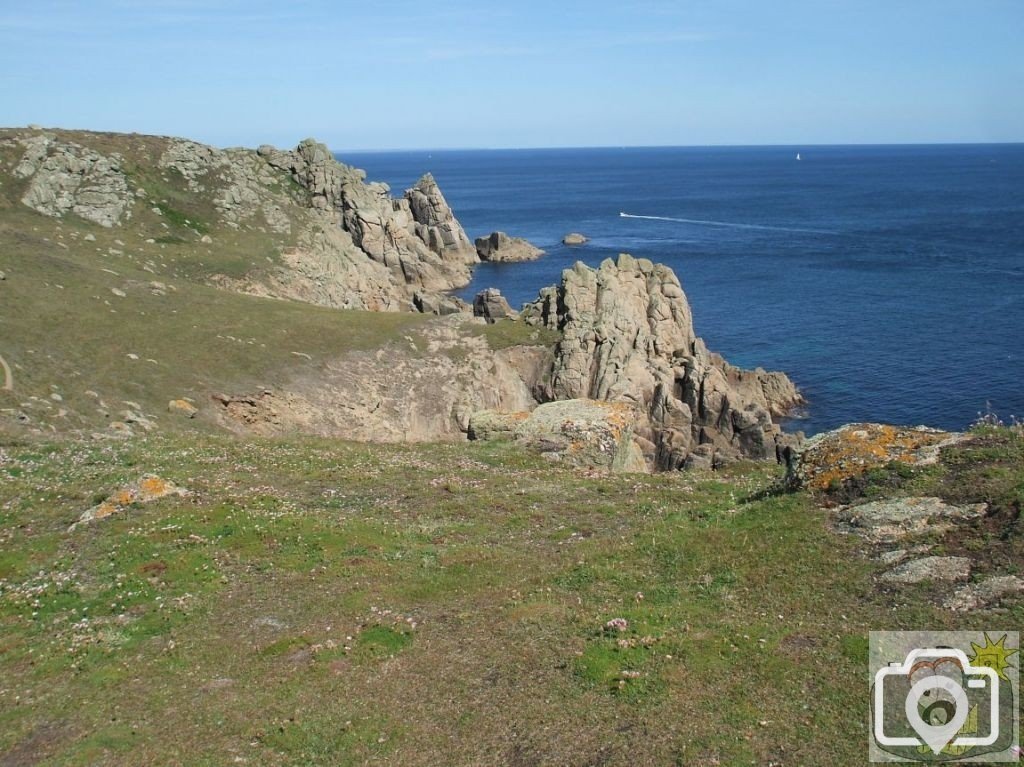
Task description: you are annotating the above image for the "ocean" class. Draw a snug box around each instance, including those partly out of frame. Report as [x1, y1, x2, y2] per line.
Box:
[342, 145, 1024, 436]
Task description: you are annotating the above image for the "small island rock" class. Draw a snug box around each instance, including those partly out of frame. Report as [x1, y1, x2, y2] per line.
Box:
[562, 232, 588, 246]
[475, 231, 544, 262]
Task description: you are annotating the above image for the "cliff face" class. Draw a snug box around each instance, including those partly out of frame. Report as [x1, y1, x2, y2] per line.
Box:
[524, 254, 802, 469]
[256, 141, 477, 292]
[1, 128, 801, 470]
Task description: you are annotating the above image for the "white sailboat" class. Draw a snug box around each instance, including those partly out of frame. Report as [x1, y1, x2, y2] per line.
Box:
[796, 152, 802, 161]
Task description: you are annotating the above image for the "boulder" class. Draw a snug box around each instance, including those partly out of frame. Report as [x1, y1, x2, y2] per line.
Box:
[562, 232, 588, 246]
[413, 291, 469, 316]
[791, 423, 968, 491]
[880, 556, 971, 584]
[522, 255, 802, 469]
[473, 288, 518, 323]
[467, 410, 529, 441]
[833, 497, 987, 543]
[71, 474, 188, 530]
[944, 576, 1024, 611]
[475, 231, 544, 262]
[168, 399, 198, 418]
[471, 399, 647, 473]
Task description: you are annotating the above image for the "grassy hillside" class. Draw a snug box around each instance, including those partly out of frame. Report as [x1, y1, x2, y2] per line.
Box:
[1, 428, 1020, 766]
[0, 129, 483, 437]
[2, 128, 1020, 766]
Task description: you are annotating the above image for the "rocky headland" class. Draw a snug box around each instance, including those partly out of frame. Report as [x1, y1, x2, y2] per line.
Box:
[0, 127, 804, 472]
[7, 130, 480, 313]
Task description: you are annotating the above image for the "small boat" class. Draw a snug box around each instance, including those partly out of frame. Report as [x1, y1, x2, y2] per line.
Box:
[796, 152, 802, 161]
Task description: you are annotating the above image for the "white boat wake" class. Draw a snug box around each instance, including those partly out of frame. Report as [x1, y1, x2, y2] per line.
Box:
[618, 212, 837, 235]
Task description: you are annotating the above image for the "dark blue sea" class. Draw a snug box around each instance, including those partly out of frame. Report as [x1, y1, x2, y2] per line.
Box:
[342, 145, 1024, 435]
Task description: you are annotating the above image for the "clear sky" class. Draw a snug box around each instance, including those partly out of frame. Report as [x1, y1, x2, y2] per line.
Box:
[1, 0, 1021, 150]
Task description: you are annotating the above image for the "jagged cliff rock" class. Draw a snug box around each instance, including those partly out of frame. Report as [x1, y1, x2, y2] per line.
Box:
[225, 138, 479, 307]
[523, 254, 802, 469]
[6, 130, 479, 311]
[253, 140, 476, 293]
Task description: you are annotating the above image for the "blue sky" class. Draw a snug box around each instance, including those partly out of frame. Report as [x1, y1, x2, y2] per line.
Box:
[1, 0, 1021, 149]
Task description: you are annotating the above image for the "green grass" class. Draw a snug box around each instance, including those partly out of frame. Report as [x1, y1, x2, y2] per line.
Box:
[0, 201, 425, 436]
[472, 317, 561, 350]
[0, 430, 1018, 765]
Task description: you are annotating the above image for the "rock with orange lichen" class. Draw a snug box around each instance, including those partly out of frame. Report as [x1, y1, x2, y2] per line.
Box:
[471, 399, 647, 473]
[791, 423, 969, 491]
[167, 399, 198, 418]
[71, 474, 189, 530]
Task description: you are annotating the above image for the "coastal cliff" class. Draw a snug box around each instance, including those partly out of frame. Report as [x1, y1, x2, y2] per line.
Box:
[0, 127, 800, 471]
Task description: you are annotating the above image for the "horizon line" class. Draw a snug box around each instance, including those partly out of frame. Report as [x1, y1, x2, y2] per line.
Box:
[336, 140, 1024, 154]
[2, 126, 1021, 154]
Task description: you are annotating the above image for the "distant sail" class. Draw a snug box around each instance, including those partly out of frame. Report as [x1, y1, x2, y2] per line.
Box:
[796, 152, 802, 161]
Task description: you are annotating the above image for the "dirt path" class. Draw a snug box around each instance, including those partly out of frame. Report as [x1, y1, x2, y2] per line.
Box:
[0, 353, 12, 391]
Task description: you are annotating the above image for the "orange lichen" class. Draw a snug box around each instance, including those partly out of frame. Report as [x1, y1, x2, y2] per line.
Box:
[71, 474, 187, 530]
[798, 423, 957, 491]
[91, 502, 118, 520]
[110, 489, 135, 505]
[139, 476, 175, 500]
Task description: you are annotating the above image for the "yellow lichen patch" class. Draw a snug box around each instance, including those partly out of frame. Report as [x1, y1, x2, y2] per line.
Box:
[70, 474, 188, 530]
[91, 502, 118, 520]
[585, 400, 635, 439]
[138, 476, 176, 501]
[167, 399, 198, 418]
[110, 489, 136, 505]
[797, 423, 960, 491]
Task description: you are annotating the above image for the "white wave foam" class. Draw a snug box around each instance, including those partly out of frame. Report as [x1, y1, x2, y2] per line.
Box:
[618, 212, 838, 235]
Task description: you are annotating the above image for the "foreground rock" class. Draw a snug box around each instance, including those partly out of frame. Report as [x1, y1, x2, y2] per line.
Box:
[791, 423, 967, 490]
[71, 474, 188, 530]
[469, 399, 646, 473]
[475, 231, 544, 262]
[879, 555, 971, 584]
[832, 496, 987, 543]
[944, 576, 1024, 611]
[167, 399, 198, 418]
[522, 254, 802, 469]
